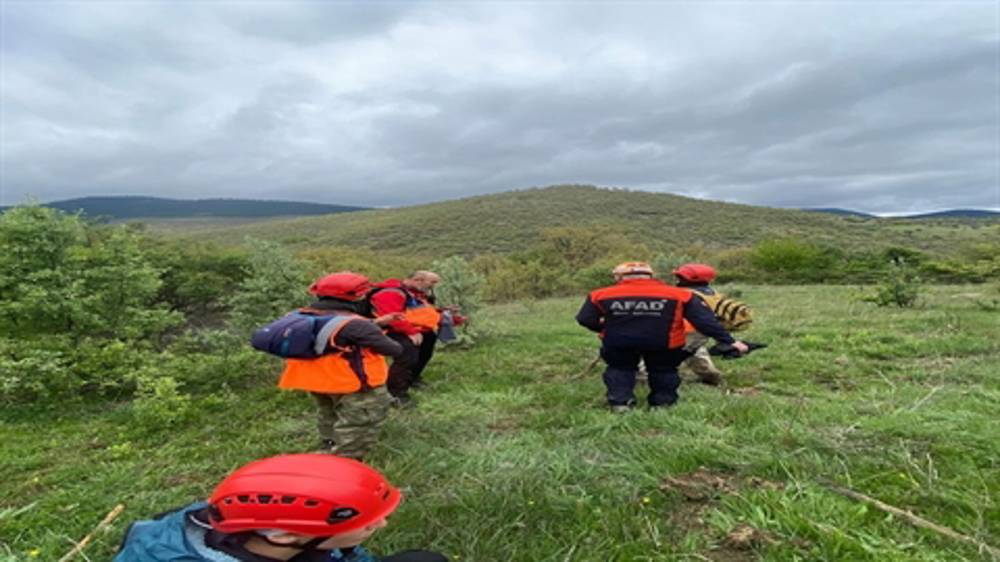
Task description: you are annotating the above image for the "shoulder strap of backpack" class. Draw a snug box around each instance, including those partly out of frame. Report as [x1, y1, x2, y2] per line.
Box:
[313, 315, 354, 356]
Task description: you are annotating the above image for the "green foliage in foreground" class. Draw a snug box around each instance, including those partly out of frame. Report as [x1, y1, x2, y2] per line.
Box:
[2, 286, 998, 561]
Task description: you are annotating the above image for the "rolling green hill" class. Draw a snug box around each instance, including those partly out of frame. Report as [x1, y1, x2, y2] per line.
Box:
[159, 185, 999, 258]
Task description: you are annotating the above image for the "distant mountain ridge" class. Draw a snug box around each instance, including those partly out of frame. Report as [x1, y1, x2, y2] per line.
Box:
[805, 207, 999, 219]
[896, 209, 1000, 219]
[1, 196, 367, 219]
[803, 208, 876, 218]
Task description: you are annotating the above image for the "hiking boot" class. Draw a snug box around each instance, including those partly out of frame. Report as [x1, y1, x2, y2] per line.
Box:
[609, 403, 635, 414]
[649, 401, 676, 410]
[697, 371, 723, 386]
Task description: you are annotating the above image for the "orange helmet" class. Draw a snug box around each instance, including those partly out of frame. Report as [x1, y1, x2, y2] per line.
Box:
[612, 262, 654, 277]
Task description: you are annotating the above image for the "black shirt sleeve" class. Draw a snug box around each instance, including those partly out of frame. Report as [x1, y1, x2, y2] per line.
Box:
[683, 295, 735, 344]
[575, 297, 604, 333]
[335, 320, 405, 357]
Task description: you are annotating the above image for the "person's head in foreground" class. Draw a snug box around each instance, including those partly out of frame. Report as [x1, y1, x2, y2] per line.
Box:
[207, 454, 399, 556]
[116, 454, 446, 562]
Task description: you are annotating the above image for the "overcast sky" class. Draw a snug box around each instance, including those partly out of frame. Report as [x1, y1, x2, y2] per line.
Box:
[1, 1, 998, 213]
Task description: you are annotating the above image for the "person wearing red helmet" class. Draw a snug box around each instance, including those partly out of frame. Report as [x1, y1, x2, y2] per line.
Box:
[673, 263, 754, 386]
[576, 262, 748, 411]
[114, 454, 446, 561]
[368, 271, 443, 407]
[278, 272, 405, 459]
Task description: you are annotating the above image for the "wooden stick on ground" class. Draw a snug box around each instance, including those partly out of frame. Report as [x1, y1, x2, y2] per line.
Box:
[58, 503, 125, 562]
[822, 481, 999, 560]
[575, 355, 602, 378]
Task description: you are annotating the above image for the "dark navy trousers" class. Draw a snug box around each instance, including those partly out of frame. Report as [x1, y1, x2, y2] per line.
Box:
[600, 346, 689, 407]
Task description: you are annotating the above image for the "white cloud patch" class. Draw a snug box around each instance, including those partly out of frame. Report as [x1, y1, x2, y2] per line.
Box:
[1, 1, 997, 213]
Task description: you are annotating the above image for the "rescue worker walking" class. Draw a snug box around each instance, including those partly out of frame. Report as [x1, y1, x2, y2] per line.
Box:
[370, 271, 442, 406]
[278, 272, 403, 459]
[674, 263, 753, 386]
[576, 262, 748, 411]
[115, 454, 447, 561]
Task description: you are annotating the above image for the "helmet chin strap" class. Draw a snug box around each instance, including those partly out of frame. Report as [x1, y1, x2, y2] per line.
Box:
[253, 533, 330, 550]
[257, 533, 330, 551]
[301, 536, 332, 551]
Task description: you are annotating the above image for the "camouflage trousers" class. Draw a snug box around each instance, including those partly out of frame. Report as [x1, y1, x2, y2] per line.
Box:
[681, 333, 723, 384]
[311, 385, 392, 460]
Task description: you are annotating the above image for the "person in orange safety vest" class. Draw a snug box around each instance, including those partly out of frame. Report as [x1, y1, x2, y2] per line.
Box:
[278, 272, 404, 459]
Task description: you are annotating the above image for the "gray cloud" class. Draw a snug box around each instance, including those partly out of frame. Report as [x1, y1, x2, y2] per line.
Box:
[1, 1, 997, 213]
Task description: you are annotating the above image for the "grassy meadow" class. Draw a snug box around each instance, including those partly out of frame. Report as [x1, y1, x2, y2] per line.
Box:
[1, 285, 998, 561]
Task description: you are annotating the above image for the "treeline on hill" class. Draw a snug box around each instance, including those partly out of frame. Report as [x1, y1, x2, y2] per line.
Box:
[1, 205, 998, 409]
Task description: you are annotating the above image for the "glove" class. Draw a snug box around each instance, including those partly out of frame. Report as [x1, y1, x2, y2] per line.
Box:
[708, 341, 768, 359]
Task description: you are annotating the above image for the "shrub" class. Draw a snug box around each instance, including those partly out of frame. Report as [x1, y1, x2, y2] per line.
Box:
[130, 369, 192, 428]
[227, 238, 310, 335]
[0, 206, 184, 401]
[863, 261, 923, 308]
[751, 238, 841, 282]
[147, 241, 249, 325]
[432, 256, 483, 315]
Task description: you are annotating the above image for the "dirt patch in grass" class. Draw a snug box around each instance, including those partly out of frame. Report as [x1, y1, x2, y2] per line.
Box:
[661, 468, 740, 500]
[660, 468, 790, 560]
[723, 523, 779, 550]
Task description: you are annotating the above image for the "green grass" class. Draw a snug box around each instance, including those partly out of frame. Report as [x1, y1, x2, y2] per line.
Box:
[2, 286, 998, 561]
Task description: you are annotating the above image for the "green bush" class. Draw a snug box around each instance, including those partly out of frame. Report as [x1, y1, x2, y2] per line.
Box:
[432, 256, 484, 345]
[751, 238, 841, 282]
[147, 241, 249, 325]
[227, 238, 310, 336]
[0, 338, 75, 400]
[0, 206, 184, 401]
[863, 261, 923, 308]
[130, 369, 192, 428]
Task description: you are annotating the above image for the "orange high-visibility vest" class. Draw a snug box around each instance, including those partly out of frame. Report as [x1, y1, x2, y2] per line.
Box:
[278, 314, 389, 394]
[405, 305, 441, 330]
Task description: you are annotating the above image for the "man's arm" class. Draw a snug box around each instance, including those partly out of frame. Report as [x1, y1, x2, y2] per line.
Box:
[336, 321, 405, 357]
[575, 297, 604, 333]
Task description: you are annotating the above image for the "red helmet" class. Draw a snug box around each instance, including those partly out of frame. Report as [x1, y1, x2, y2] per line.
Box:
[309, 272, 372, 300]
[672, 263, 717, 283]
[208, 454, 401, 536]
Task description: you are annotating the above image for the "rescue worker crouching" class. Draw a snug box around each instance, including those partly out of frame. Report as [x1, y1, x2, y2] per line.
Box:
[278, 272, 403, 459]
[369, 271, 442, 407]
[575, 262, 749, 411]
[114, 454, 447, 562]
